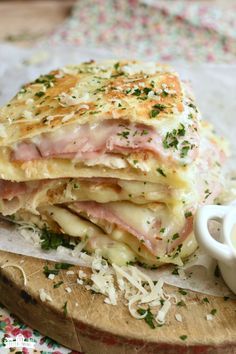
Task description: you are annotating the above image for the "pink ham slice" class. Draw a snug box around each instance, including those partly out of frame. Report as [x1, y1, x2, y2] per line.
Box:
[11, 119, 199, 163]
[69, 201, 193, 256]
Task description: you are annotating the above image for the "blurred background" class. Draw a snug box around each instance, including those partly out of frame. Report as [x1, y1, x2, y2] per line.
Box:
[0, 0, 236, 63]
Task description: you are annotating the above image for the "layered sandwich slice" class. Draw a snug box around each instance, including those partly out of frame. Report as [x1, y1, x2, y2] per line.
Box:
[0, 60, 227, 266]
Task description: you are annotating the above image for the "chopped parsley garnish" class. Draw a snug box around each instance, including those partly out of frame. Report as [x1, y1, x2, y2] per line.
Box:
[35, 91, 45, 98]
[35, 74, 55, 88]
[141, 129, 148, 136]
[53, 281, 64, 289]
[210, 309, 217, 316]
[114, 62, 120, 70]
[160, 228, 165, 233]
[204, 189, 212, 199]
[62, 301, 68, 316]
[43, 265, 59, 277]
[162, 90, 168, 97]
[180, 145, 190, 158]
[118, 130, 130, 139]
[133, 159, 138, 165]
[178, 289, 187, 296]
[172, 244, 183, 258]
[162, 124, 186, 150]
[132, 88, 141, 96]
[137, 308, 155, 329]
[172, 268, 179, 275]
[188, 102, 198, 112]
[156, 168, 166, 177]
[163, 132, 178, 149]
[179, 335, 188, 341]
[177, 123, 186, 136]
[143, 87, 152, 95]
[149, 103, 166, 118]
[203, 297, 209, 303]
[40, 228, 75, 251]
[55, 263, 73, 270]
[184, 211, 192, 218]
[43, 263, 72, 278]
[172, 233, 179, 240]
[177, 300, 186, 307]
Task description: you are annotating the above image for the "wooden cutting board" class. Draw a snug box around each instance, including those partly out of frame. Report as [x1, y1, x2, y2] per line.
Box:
[0, 249, 236, 354]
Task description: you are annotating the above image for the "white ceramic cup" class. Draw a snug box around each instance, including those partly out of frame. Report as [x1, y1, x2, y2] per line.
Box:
[194, 205, 236, 294]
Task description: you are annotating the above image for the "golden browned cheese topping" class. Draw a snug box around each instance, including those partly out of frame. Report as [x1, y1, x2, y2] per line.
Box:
[0, 60, 186, 145]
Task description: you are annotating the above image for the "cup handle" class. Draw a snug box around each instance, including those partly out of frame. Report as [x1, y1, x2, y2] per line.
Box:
[194, 205, 235, 265]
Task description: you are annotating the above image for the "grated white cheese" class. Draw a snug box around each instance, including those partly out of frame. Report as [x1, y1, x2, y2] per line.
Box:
[66, 270, 75, 275]
[39, 288, 53, 302]
[113, 264, 173, 323]
[1, 263, 27, 286]
[77, 278, 83, 285]
[48, 273, 55, 280]
[206, 314, 214, 321]
[78, 270, 86, 278]
[175, 313, 183, 322]
[156, 299, 172, 324]
[23, 110, 33, 119]
[58, 92, 90, 107]
[65, 287, 72, 293]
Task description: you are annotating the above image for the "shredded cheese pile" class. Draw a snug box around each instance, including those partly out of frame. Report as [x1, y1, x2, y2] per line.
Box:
[81, 252, 176, 325]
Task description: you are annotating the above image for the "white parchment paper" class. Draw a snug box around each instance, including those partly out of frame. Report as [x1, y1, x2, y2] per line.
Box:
[0, 43, 235, 297]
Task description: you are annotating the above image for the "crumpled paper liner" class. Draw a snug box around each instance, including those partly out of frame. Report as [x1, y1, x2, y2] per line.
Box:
[0, 43, 235, 297]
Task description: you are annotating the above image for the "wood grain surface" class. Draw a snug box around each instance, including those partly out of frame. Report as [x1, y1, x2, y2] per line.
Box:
[0, 249, 236, 354]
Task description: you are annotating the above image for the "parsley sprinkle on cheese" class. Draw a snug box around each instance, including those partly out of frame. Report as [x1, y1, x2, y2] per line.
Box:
[156, 168, 167, 177]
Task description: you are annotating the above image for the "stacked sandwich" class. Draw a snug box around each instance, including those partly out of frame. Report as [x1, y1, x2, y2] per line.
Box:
[0, 61, 227, 267]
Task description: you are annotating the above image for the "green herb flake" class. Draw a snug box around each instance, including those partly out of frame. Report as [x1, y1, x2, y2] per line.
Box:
[118, 131, 130, 139]
[149, 103, 166, 118]
[137, 308, 155, 329]
[160, 228, 165, 233]
[62, 301, 68, 316]
[156, 168, 166, 177]
[40, 227, 74, 251]
[53, 281, 64, 289]
[179, 335, 188, 341]
[114, 62, 120, 70]
[177, 300, 186, 307]
[143, 87, 152, 95]
[172, 268, 179, 275]
[184, 211, 192, 218]
[55, 263, 73, 270]
[132, 88, 141, 96]
[43, 265, 59, 277]
[172, 233, 179, 240]
[178, 289, 187, 296]
[35, 91, 45, 98]
[203, 297, 209, 303]
[180, 145, 190, 158]
[210, 309, 217, 316]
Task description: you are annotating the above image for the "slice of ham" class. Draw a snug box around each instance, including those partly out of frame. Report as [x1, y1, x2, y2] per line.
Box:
[11, 119, 199, 164]
[69, 201, 192, 256]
